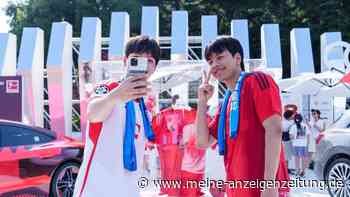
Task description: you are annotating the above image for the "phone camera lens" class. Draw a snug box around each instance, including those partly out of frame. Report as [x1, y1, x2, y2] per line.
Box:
[131, 58, 138, 66]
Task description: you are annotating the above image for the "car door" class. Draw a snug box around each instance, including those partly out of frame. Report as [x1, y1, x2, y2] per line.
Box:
[0, 124, 58, 193]
[0, 124, 27, 193]
[17, 126, 60, 180]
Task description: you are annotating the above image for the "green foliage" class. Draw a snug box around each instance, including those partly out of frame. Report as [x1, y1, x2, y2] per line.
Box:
[5, 0, 350, 77]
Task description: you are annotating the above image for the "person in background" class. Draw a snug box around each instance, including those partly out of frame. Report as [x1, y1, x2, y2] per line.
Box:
[290, 114, 310, 177]
[282, 110, 295, 174]
[307, 109, 326, 167]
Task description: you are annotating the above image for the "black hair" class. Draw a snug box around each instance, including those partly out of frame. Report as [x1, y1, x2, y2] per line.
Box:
[283, 110, 294, 119]
[204, 36, 245, 71]
[312, 109, 321, 115]
[125, 35, 161, 65]
[294, 113, 303, 132]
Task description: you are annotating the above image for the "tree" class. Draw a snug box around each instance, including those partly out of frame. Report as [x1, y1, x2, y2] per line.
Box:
[5, 0, 144, 50]
[6, 0, 350, 77]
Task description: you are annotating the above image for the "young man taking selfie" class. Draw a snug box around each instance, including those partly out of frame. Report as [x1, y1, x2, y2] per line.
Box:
[73, 35, 160, 197]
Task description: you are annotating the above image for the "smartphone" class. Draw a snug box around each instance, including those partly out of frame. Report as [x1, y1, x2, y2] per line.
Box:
[126, 57, 148, 77]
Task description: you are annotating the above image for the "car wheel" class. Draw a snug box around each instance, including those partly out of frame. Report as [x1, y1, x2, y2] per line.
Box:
[325, 158, 350, 197]
[50, 161, 80, 197]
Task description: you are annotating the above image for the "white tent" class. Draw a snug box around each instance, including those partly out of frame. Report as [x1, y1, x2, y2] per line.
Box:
[277, 73, 314, 90]
[318, 72, 350, 97]
[149, 60, 204, 92]
[318, 84, 350, 97]
[94, 60, 205, 93]
[281, 70, 343, 95]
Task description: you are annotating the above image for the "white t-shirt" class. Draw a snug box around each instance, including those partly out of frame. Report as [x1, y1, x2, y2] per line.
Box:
[309, 119, 325, 139]
[290, 123, 310, 147]
[282, 119, 294, 132]
[73, 81, 146, 197]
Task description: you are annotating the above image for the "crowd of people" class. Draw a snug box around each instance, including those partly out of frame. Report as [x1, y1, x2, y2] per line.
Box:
[282, 107, 326, 177]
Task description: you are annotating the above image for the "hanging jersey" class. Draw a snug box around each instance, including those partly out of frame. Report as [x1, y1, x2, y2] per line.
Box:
[152, 108, 192, 145]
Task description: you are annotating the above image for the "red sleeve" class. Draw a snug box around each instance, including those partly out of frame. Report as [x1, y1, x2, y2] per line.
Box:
[208, 106, 221, 139]
[151, 112, 164, 143]
[249, 72, 282, 124]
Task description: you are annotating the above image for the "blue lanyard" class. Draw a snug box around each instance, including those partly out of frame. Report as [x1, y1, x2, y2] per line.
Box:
[218, 72, 246, 155]
[123, 98, 155, 171]
[229, 72, 245, 139]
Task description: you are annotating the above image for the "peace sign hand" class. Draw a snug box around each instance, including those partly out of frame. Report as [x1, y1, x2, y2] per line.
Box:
[198, 70, 214, 104]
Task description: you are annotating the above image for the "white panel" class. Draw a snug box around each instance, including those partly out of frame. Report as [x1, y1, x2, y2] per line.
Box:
[171, 11, 188, 56]
[17, 28, 44, 127]
[78, 17, 102, 141]
[290, 28, 315, 77]
[201, 15, 217, 59]
[321, 32, 343, 72]
[231, 20, 250, 59]
[261, 24, 282, 69]
[171, 11, 189, 106]
[109, 12, 129, 60]
[79, 17, 102, 63]
[141, 6, 159, 39]
[0, 33, 16, 76]
[47, 22, 73, 137]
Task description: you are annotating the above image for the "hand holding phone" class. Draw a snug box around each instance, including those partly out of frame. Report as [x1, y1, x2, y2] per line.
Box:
[112, 75, 151, 102]
[126, 57, 148, 77]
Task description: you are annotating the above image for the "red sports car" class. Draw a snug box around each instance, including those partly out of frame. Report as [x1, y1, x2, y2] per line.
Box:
[0, 120, 84, 197]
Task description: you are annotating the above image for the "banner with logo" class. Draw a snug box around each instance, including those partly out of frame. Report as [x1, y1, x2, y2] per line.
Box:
[0, 76, 22, 121]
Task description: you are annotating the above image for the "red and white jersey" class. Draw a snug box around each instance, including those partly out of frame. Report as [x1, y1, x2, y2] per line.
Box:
[73, 80, 146, 197]
[152, 107, 193, 145]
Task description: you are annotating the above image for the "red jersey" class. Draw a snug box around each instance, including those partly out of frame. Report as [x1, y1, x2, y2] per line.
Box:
[209, 72, 290, 197]
[152, 107, 192, 145]
[152, 107, 194, 196]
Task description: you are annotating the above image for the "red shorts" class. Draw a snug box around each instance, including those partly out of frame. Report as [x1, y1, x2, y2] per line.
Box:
[180, 170, 204, 197]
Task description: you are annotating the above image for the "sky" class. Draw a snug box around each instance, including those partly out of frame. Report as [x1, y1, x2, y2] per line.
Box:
[0, 0, 21, 33]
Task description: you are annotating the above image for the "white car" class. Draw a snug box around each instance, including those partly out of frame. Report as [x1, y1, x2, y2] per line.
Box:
[328, 110, 350, 129]
[314, 110, 350, 197]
